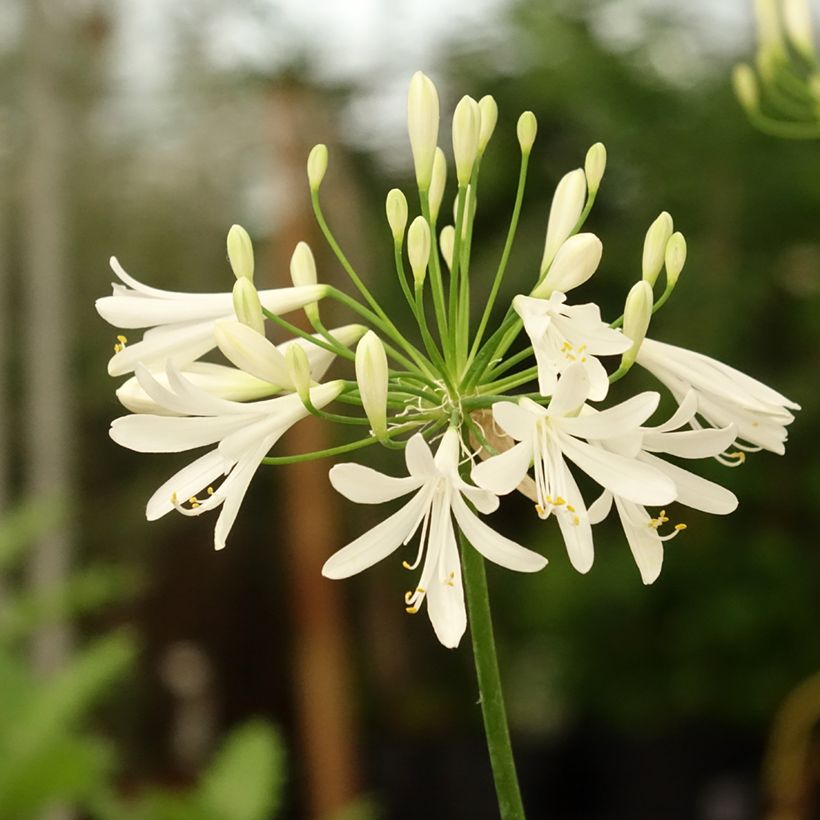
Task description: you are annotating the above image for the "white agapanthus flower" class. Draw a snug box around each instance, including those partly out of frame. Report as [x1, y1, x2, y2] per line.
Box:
[96, 257, 327, 376]
[513, 292, 631, 402]
[471, 364, 676, 574]
[322, 428, 547, 648]
[110, 362, 343, 550]
[636, 337, 800, 458]
[586, 391, 739, 583]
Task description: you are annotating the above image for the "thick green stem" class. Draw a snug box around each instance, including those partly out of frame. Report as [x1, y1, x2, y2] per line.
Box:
[460, 534, 527, 820]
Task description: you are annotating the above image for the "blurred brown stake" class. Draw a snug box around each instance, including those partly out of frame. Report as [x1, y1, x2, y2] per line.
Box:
[268, 79, 361, 818]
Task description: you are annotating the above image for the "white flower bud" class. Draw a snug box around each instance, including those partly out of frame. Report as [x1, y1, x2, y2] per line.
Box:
[478, 95, 498, 154]
[386, 188, 409, 242]
[429, 148, 447, 221]
[642, 212, 674, 286]
[664, 232, 687, 287]
[452, 95, 481, 186]
[516, 111, 537, 154]
[439, 225, 455, 270]
[290, 242, 317, 287]
[755, 0, 784, 52]
[407, 216, 431, 286]
[584, 143, 607, 194]
[622, 280, 654, 366]
[732, 64, 759, 112]
[307, 144, 328, 192]
[532, 233, 603, 298]
[355, 331, 389, 439]
[286, 342, 312, 402]
[232, 277, 264, 335]
[783, 0, 814, 57]
[407, 71, 440, 191]
[540, 168, 586, 274]
[227, 224, 254, 281]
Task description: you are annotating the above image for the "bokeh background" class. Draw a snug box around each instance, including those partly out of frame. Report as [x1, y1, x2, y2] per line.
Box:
[0, 1, 818, 818]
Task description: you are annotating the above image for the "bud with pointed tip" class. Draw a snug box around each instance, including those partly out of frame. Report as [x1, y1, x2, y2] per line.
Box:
[478, 95, 498, 154]
[407, 71, 440, 191]
[452, 95, 481, 186]
[407, 216, 431, 286]
[732, 64, 759, 112]
[307, 144, 328, 192]
[355, 331, 389, 439]
[385, 188, 409, 242]
[584, 143, 607, 194]
[439, 225, 455, 270]
[429, 149, 447, 221]
[227, 224, 254, 281]
[642, 212, 674, 286]
[783, 0, 814, 57]
[516, 111, 537, 155]
[290, 242, 320, 323]
[286, 343, 312, 402]
[540, 168, 587, 274]
[532, 233, 603, 298]
[664, 232, 687, 287]
[622, 280, 654, 367]
[232, 278, 264, 335]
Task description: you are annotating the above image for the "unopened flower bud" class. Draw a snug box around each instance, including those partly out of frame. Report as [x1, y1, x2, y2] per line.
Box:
[232, 277, 264, 335]
[622, 280, 654, 366]
[407, 71, 439, 191]
[516, 111, 537, 155]
[290, 242, 317, 287]
[385, 188, 409, 242]
[642, 212, 674, 286]
[478, 95, 498, 154]
[755, 0, 784, 52]
[452, 95, 481, 186]
[540, 168, 586, 274]
[307, 144, 328, 191]
[286, 343, 312, 402]
[533, 233, 603, 298]
[584, 143, 607, 194]
[783, 0, 815, 57]
[227, 224, 254, 281]
[429, 149, 447, 221]
[355, 331, 389, 438]
[439, 225, 455, 270]
[664, 232, 687, 287]
[407, 216, 431, 285]
[732, 64, 759, 112]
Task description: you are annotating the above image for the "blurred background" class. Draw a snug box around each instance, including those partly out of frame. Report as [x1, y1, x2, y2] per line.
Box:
[0, 1, 819, 818]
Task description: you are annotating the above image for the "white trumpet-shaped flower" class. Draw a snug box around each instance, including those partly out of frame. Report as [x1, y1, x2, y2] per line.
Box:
[322, 428, 547, 649]
[586, 391, 739, 584]
[636, 337, 800, 457]
[513, 292, 630, 401]
[472, 364, 676, 575]
[109, 363, 344, 550]
[96, 257, 327, 376]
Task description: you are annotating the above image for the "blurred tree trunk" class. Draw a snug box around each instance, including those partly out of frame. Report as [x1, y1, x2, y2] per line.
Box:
[22, 0, 73, 698]
[268, 80, 361, 819]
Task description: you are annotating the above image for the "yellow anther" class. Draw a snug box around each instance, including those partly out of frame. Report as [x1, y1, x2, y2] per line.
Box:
[117, 335, 127, 343]
[566, 504, 576, 512]
[207, 486, 214, 495]
[581, 357, 588, 363]
[578, 344, 587, 353]
[405, 606, 419, 615]
[404, 590, 414, 603]
[565, 353, 577, 361]
[561, 341, 572, 352]
[446, 580, 455, 587]
[535, 504, 545, 516]
[572, 515, 580, 526]
[417, 586, 426, 594]
[170, 492, 178, 505]
[402, 560, 413, 570]
[729, 451, 746, 463]
[674, 523, 687, 531]
[554, 497, 566, 506]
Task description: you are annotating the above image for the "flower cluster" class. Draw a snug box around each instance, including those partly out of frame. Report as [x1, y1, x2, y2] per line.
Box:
[734, 0, 820, 138]
[98, 72, 798, 648]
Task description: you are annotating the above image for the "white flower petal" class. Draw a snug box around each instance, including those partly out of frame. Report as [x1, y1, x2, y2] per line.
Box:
[559, 392, 660, 440]
[329, 463, 422, 504]
[613, 498, 663, 584]
[110, 413, 249, 453]
[587, 489, 613, 525]
[640, 453, 738, 515]
[425, 512, 467, 649]
[146, 450, 229, 520]
[642, 425, 737, 459]
[547, 363, 590, 417]
[653, 390, 698, 433]
[404, 433, 436, 478]
[492, 400, 540, 442]
[214, 320, 291, 386]
[471, 441, 532, 496]
[108, 321, 215, 376]
[554, 463, 594, 573]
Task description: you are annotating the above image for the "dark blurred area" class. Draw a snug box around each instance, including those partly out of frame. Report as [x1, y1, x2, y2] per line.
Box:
[0, 1, 818, 818]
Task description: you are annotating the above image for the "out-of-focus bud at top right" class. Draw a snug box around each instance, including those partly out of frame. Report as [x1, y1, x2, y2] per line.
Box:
[664, 232, 687, 287]
[429, 148, 447, 222]
[622, 280, 654, 365]
[227, 224, 254, 281]
[516, 111, 537, 155]
[532, 233, 602, 298]
[307, 144, 328, 191]
[478, 95, 498, 154]
[232, 277, 264, 335]
[452, 95, 481, 186]
[584, 143, 607, 194]
[782, 0, 815, 58]
[290, 241, 317, 287]
[407, 216, 431, 286]
[732, 64, 760, 112]
[386, 188, 409, 242]
[641, 211, 674, 286]
[540, 168, 586, 274]
[407, 71, 440, 191]
[755, 0, 785, 53]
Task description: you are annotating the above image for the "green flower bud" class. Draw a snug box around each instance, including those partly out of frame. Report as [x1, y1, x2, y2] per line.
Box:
[622, 280, 654, 366]
[386, 188, 409, 242]
[407, 216, 431, 286]
[407, 71, 439, 191]
[452, 95, 481, 186]
[732, 64, 759, 112]
[286, 343, 312, 402]
[307, 144, 328, 191]
[355, 330, 389, 439]
[232, 277, 264, 335]
[477, 95, 498, 155]
[664, 232, 687, 287]
[642, 212, 674, 286]
[533, 233, 602, 298]
[227, 224, 254, 281]
[439, 225, 455, 271]
[516, 111, 537, 155]
[584, 143, 607, 194]
[540, 169, 586, 273]
[290, 241, 317, 287]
